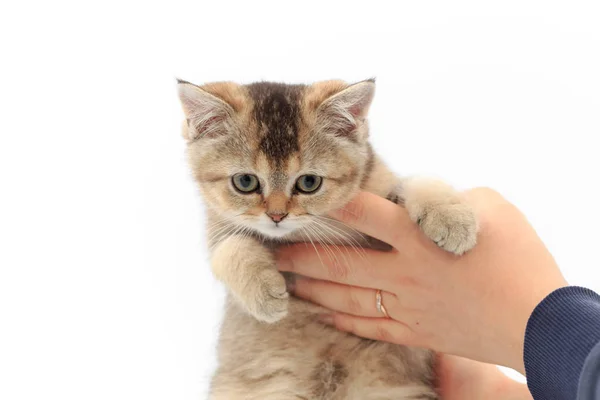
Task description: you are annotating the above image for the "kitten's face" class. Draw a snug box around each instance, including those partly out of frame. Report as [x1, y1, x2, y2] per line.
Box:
[178, 80, 375, 239]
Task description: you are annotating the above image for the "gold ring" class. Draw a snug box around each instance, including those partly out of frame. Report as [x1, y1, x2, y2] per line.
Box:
[375, 289, 390, 318]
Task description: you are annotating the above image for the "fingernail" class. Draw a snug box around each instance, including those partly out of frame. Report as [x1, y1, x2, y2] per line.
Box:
[318, 314, 334, 326]
[283, 272, 296, 293]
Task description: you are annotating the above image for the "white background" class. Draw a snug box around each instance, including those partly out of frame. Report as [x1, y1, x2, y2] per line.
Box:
[1, 1, 599, 399]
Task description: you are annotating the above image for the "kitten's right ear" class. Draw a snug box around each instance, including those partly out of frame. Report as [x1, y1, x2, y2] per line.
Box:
[177, 80, 235, 142]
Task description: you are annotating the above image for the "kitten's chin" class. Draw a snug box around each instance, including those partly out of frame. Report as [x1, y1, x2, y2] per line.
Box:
[256, 226, 296, 239]
[249, 216, 303, 239]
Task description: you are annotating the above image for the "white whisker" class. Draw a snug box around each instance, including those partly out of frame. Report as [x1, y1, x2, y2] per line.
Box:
[299, 226, 325, 271]
[303, 223, 341, 268]
[307, 220, 353, 268]
[311, 216, 369, 263]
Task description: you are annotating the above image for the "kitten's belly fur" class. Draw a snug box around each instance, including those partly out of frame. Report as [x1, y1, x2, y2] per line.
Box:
[211, 298, 437, 400]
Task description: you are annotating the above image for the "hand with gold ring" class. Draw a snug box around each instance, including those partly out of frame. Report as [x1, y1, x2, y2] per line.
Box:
[277, 189, 566, 396]
[375, 289, 389, 318]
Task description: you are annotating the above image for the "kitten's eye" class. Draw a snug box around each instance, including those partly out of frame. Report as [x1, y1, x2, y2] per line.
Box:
[232, 174, 260, 193]
[295, 175, 323, 194]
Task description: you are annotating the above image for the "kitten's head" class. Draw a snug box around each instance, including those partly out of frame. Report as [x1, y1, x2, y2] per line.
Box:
[177, 79, 375, 239]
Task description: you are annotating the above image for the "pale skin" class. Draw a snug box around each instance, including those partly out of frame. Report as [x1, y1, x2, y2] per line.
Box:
[278, 188, 568, 399]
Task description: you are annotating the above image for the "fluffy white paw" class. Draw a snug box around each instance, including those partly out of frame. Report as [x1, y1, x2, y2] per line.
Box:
[403, 179, 478, 255]
[412, 202, 477, 255]
[241, 269, 289, 323]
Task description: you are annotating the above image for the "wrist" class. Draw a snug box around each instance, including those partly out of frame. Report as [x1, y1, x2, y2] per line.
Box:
[506, 279, 568, 374]
[494, 376, 533, 400]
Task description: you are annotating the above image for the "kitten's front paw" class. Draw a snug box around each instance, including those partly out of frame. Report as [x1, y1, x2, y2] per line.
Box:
[243, 269, 289, 323]
[413, 203, 477, 255]
[403, 180, 478, 255]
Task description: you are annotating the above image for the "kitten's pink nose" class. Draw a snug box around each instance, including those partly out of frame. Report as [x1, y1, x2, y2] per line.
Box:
[267, 212, 288, 223]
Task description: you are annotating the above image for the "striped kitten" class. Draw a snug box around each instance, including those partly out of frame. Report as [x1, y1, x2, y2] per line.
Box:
[177, 79, 477, 399]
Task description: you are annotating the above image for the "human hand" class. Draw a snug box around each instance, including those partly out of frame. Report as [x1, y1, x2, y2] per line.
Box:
[277, 188, 567, 373]
[436, 354, 533, 400]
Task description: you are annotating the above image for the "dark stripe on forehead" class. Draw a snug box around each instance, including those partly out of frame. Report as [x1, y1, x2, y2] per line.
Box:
[247, 82, 305, 162]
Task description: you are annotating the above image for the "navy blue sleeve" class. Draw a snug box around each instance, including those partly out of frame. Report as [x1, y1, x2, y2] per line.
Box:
[524, 286, 600, 400]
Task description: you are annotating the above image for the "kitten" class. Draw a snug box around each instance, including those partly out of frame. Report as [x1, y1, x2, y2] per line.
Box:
[177, 79, 478, 399]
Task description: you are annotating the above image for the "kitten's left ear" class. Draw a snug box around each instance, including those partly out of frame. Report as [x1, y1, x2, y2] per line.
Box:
[316, 79, 375, 139]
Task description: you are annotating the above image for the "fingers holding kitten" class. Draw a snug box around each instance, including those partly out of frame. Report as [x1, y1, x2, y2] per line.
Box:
[278, 244, 399, 291]
[290, 276, 395, 318]
[329, 191, 419, 250]
[319, 312, 424, 349]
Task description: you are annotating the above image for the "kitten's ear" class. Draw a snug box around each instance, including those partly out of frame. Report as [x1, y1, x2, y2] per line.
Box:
[177, 80, 236, 142]
[316, 79, 375, 139]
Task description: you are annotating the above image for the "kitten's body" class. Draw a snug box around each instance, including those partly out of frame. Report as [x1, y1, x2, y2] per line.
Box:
[213, 298, 436, 400]
[177, 79, 477, 399]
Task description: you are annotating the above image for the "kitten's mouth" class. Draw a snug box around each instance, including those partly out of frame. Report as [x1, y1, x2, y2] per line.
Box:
[247, 214, 303, 239]
[258, 223, 297, 238]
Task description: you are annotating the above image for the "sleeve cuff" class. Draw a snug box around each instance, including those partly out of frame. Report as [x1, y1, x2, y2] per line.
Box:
[524, 286, 600, 400]
[577, 339, 600, 400]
